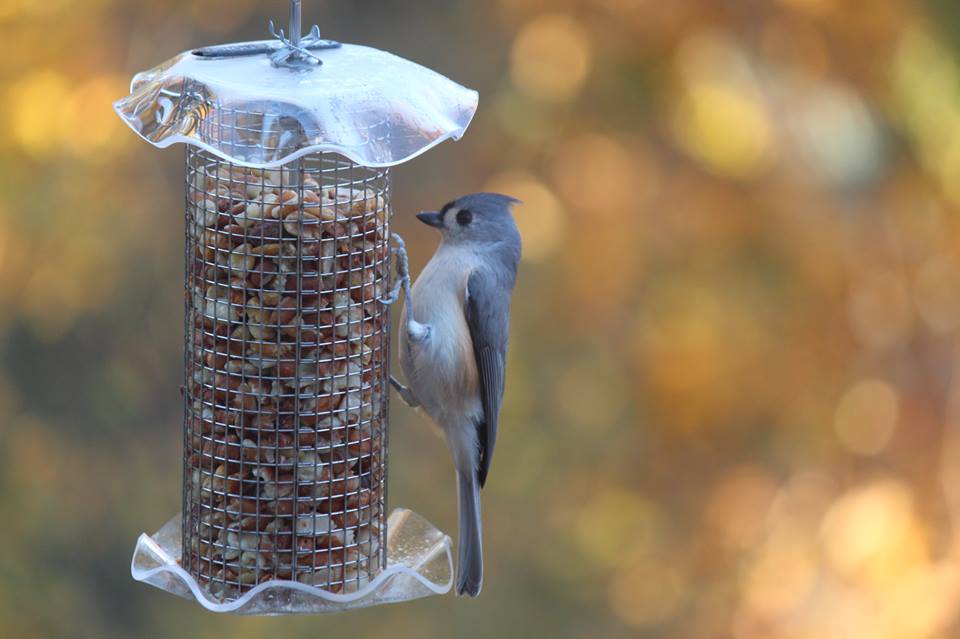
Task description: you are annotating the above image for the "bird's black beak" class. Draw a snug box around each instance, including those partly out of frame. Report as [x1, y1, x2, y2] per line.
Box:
[416, 211, 444, 228]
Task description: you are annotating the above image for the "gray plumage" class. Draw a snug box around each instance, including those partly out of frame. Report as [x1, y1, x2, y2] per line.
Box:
[397, 193, 521, 597]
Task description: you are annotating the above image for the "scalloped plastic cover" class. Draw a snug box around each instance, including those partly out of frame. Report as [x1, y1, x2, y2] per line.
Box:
[113, 42, 478, 168]
[131, 508, 453, 615]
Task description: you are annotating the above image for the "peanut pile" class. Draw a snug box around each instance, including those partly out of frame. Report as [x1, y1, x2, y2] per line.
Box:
[182, 159, 390, 600]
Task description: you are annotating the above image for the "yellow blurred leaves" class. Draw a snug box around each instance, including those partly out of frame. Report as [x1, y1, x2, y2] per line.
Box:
[672, 83, 774, 179]
[847, 268, 913, 351]
[775, 0, 836, 16]
[545, 133, 653, 323]
[0, 214, 118, 341]
[0, 0, 77, 22]
[741, 526, 818, 620]
[608, 555, 688, 628]
[0, 214, 7, 269]
[188, 0, 255, 34]
[2, 2, 960, 638]
[634, 276, 772, 432]
[549, 133, 659, 215]
[670, 31, 776, 179]
[4, 415, 120, 539]
[820, 479, 918, 580]
[892, 25, 960, 205]
[63, 75, 130, 157]
[639, 284, 728, 396]
[729, 472, 960, 639]
[704, 465, 779, 550]
[734, 471, 831, 626]
[510, 13, 592, 102]
[879, 565, 960, 639]
[484, 171, 566, 262]
[553, 356, 630, 431]
[833, 380, 899, 456]
[573, 488, 663, 568]
[915, 255, 960, 334]
[760, 13, 831, 78]
[9, 69, 70, 156]
[6, 69, 128, 159]
[0, 65, 132, 339]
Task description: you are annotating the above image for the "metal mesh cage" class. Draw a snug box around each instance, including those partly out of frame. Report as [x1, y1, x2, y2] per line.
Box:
[183, 146, 391, 602]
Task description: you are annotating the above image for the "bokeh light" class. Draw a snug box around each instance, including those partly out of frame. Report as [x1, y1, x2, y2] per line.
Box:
[833, 379, 899, 456]
[548, 133, 658, 215]
[484, 171, 566, 262]
[8, 69, 70, 156]
[509, 13, 592, 103]
[5, 1, 960, 638]
[670, 30, 776, 179]
[915, 254, 960, 333]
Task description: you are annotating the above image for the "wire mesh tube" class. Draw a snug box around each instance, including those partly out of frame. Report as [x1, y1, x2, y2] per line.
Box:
[182, 147, 391, 602]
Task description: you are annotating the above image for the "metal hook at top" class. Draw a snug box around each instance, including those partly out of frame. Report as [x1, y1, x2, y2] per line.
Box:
[192, 0, 340, 68]
[267, 0, 341, 70]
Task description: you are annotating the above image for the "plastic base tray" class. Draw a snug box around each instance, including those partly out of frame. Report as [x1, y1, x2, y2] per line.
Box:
[131, 508, 453, 614]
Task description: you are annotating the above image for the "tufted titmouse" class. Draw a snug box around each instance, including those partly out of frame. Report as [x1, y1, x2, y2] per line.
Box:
[393, 193, 521, 597]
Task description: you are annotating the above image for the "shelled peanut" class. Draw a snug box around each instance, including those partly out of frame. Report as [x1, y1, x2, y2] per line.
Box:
[182, 163, 391, 600]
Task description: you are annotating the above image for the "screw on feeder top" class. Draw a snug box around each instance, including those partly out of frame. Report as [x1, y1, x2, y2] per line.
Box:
[268, 0, 306, 52]
[193, 0, 339, 67]
[267, 0, 340, 68]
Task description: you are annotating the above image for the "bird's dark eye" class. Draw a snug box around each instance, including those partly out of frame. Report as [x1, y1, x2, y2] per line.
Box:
[456, 209, 473, 226]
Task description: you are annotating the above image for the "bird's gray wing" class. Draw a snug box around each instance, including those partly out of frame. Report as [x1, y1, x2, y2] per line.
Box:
[465, 269, 512, 488]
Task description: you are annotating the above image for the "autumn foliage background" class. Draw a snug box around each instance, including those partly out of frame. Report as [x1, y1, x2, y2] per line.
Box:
[4, 0, 960, 637]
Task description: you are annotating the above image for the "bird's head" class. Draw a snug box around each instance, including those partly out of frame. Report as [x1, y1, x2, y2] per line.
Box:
[416, 192, 521, 247]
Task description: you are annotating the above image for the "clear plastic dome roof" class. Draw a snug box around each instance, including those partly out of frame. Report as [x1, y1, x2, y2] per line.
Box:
[113, 40, 478, 168]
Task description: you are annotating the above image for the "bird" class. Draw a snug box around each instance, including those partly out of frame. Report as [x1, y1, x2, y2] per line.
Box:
[393, 192, 521, 597]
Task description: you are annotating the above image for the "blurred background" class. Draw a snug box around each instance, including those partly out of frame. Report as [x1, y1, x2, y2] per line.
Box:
[4, 0, 960, 637]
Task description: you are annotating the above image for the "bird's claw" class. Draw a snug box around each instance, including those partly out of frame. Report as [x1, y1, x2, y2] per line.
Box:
[378, 233, 411, 305]
[390, 376, 420, 408]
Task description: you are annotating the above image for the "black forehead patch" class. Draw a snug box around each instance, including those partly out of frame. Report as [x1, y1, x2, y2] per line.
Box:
[440, 201, 457, 216]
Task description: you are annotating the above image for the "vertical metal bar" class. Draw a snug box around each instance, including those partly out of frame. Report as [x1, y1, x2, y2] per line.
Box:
[290, 0, 302, 47]
[348, 162, 358, 592]
[183, 146, 192, 579]
[380, 166, 391, 572]
[292, 156, 304, 583]
[256, 163, 269, 587]
[215, 152, 226, 600]
[239, 163, 250, 591]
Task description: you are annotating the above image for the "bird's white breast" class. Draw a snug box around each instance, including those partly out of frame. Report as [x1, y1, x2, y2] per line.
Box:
[399, 246, 482, 429]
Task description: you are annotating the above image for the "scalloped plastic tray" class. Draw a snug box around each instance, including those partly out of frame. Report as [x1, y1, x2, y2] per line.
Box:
[131, 508, 453, 614]
[113, 42, 478, 169]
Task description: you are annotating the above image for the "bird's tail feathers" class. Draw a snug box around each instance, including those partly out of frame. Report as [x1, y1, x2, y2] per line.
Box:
[456, 469, 483, 597]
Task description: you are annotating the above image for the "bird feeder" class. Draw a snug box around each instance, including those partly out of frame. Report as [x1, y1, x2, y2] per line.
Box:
[113, 1, 477, 614]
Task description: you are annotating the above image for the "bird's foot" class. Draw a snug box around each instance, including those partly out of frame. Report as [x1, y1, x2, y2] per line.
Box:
[378, 233, 411, 306]
[390, 376, 420, 407]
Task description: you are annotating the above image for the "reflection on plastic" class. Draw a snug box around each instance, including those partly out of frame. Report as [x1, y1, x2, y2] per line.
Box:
[112, 43, 479, 169]
[131, 508, 453, 615]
